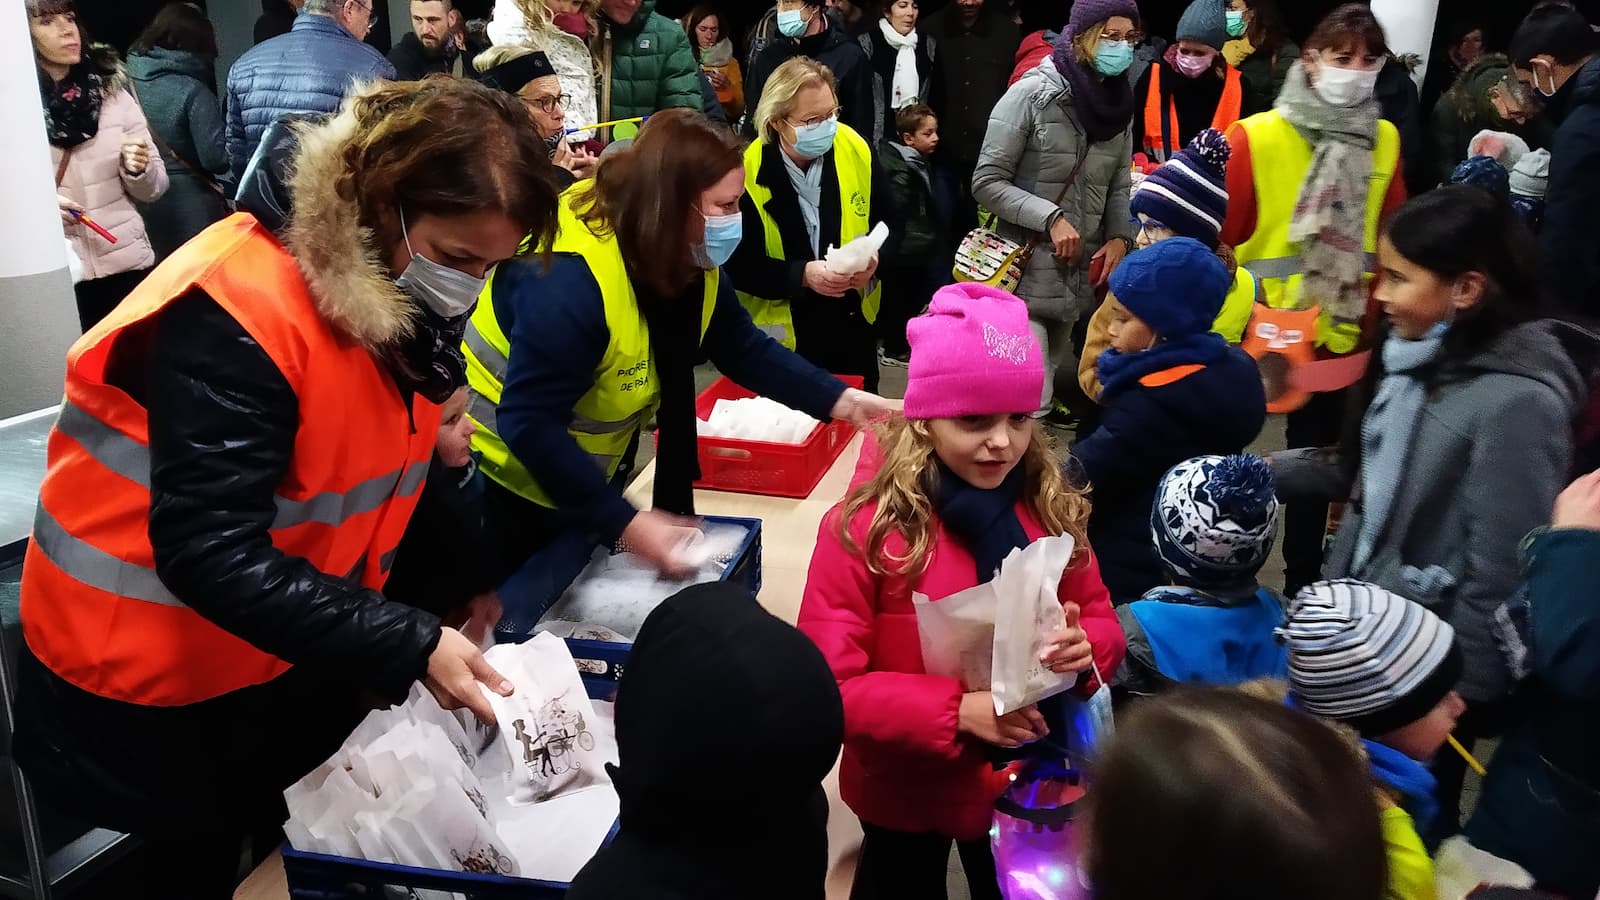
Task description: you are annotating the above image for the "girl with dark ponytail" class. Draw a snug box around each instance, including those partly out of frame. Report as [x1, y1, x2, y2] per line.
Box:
[1281, 183, 1592, 843]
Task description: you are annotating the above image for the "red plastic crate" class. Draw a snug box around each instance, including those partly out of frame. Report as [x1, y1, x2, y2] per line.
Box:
[655, 375, 863, 498]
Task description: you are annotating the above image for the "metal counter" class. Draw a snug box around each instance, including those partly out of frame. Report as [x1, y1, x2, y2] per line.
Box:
[0, 407, 54, 558]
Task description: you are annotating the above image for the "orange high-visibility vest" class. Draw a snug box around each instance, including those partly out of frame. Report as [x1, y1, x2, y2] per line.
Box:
[21, 213, 440, 707]
[1142, 64, 1244, 161]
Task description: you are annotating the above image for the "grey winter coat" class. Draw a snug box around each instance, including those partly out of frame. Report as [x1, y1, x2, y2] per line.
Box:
[126, 48, 229, 259]
[972, 57, 1134, 324]
[1283, 321, 1588, 703]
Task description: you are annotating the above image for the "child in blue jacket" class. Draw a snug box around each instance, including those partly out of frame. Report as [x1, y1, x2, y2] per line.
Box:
[1068, 237, 1266, 601]
[1115, 453, 1288, 695]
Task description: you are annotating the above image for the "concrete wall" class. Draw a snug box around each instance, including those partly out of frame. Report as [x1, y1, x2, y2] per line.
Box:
[0, 3, 81, 418]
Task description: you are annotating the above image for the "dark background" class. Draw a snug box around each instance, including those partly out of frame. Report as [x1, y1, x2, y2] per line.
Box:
[78, 0, 1599, 64]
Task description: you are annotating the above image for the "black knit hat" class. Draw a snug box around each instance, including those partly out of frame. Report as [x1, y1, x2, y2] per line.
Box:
[480, 50, 557, 96]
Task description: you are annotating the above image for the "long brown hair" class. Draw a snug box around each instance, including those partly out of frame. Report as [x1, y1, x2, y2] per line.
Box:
[334, 78, 560, 257]
[1086, 687, 1388, 900]
[838, 416, 1092, 578]
[571, 108, 743, 296]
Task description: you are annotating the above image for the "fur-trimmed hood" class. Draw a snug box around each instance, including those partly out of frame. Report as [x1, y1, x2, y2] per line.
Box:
[279, 91, 417, 352]
[84, 42, 130, 96]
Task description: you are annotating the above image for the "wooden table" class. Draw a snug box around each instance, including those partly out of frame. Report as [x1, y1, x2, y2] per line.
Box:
[237, 436, 867, 900]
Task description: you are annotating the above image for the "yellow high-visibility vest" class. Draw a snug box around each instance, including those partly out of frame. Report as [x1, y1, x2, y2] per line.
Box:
[463, 187, 716, 508]
[1233, 110, 1400, 354]
[737, 123, 880, 350]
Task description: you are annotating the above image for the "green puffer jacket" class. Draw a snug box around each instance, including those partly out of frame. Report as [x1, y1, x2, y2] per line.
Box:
[596, 0, 701, 121]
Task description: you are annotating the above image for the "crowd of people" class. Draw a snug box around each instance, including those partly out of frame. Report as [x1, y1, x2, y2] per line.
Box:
[21, 0, 1600, 897]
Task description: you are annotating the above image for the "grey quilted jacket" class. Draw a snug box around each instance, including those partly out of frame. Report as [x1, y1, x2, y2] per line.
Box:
[972, 57, 1134, 324]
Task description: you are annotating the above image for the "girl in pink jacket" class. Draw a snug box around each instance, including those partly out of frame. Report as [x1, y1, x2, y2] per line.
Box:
[798, 283, 1125, 900]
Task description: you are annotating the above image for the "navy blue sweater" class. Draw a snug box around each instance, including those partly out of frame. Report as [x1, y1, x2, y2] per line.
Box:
[1069, 347, 1266, 601]
[494, 254, 848, 540]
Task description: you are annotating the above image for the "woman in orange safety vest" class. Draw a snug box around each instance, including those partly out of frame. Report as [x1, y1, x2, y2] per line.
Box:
[13, 79, 559, 898]
[1133, 0, 1256, 162]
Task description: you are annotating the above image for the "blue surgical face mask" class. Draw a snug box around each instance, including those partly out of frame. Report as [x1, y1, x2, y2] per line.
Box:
[776, 8, 811, 37]
[694, 211, 743, 268]
[1225, 9, 1247, 38]
[1093, 39, 1135, 77]
[790, 115, 839, 158]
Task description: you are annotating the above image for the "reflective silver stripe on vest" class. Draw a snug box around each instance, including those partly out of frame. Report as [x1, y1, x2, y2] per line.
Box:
[379, 545, 399, 574]
[467, 389, 499, 434]
[570, 409, 647, 435]
[463, 322, 509, 382]
[756, 324, 788, 342]
[271, 461, 429, 529]
[31, 504, 185, 608]
[55, 401, 151, 488]
[1245, 253, 1381, 281]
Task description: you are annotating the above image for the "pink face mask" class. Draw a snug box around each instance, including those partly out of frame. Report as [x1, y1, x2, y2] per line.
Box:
[553, 12, 590, 38]
[1174, 49, 1217, 78]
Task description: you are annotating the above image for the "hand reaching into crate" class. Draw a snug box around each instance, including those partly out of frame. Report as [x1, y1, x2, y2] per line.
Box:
[621, 509, 704, 578]
[426, 627, 514, 723]
[831, 388, 897, 429]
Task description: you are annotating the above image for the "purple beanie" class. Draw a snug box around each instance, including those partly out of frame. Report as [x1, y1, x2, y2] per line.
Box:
[903, 284, 1044, 420]
[1068, 0, 1142, 39]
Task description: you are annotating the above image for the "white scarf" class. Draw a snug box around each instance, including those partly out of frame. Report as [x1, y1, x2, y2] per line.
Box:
[878, 18, 921, 109]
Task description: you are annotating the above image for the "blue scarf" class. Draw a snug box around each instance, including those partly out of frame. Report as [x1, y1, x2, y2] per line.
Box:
[932, 462, 1029, 583]
[1353, 328, 1445, 572]
[1095, 332, 1228, 400]
[1361, 738, 1440, 833]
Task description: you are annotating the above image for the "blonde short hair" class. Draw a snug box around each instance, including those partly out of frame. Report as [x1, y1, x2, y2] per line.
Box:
[753, 56, 838, 145]
[474, 43, 534, 73]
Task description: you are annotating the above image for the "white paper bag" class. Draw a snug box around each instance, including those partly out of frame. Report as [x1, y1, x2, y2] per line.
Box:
[480, 634, 614, 805]
[825, 221, 890, 275]
[913, 579, 998, 691]
[913, 535, 1079, 715]
[991, 535, 1077, 715]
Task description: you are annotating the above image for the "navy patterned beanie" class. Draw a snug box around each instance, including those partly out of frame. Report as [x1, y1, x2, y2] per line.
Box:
[1151, 454, 1278, 590]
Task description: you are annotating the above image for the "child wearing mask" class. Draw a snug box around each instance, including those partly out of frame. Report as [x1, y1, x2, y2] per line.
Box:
[876, 102, 959, 366]
[1069, 237, 1266, 602]
[1114, 453, 1287, 695]
[1077, 128, 1259, 403]
[1273, 185, 1586, 841]
[1086, 686, 1387, 900]
[384, 387, 501, 642]
[799, 283, 1125, 900]
[1279, 579, 1468, 900]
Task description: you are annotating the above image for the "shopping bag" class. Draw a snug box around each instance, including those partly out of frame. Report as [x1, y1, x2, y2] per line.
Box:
[991, 536, 1077, 715]
[479, 633, 615, 805]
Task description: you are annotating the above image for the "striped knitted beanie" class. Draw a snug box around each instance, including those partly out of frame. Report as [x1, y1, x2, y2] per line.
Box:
[1129, 128, 1231, 249]
[1279, 580, 1462, 737]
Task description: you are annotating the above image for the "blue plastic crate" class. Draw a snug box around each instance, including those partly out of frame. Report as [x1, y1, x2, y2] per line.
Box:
[495, 515, 763, 677]
[281, 639, 626, 899]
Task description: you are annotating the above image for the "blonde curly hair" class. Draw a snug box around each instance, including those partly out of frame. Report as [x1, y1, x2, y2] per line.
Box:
[838, 416, 1093, 578]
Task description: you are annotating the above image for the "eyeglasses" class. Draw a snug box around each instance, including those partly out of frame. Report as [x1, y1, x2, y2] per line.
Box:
[350, 0, 379, 27]
[787, 106, 840, 128]
[1102, 29, 1141, 43]
[527, 93, 572, 113]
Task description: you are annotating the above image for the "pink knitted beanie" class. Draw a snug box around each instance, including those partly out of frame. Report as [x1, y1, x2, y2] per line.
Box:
[902, 283, 1044, 419]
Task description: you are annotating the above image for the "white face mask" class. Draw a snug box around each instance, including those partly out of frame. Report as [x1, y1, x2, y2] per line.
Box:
[1312, 62, 1379, 108]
